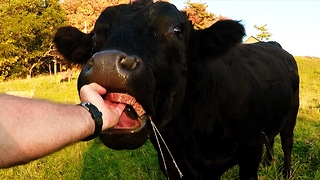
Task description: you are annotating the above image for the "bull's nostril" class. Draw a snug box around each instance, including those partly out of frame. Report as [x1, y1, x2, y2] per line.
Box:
[119, 56, 138, 70]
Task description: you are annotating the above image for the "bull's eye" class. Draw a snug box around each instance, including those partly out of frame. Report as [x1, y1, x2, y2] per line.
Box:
[173, 26, 182, 38]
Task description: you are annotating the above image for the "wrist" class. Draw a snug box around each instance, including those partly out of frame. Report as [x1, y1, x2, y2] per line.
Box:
[78, 102, 103, 141]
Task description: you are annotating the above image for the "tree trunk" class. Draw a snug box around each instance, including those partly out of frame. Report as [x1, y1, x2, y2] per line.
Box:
[49, 62, 52, 76]
[28, 63, 37, 79]
[54, 58, 57, 75]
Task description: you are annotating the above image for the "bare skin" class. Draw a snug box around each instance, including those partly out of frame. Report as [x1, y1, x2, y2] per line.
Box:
[0, 83, 125, 168]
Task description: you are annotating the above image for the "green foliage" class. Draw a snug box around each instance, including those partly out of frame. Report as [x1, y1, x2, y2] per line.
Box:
[62, 0, 128, 32]
[184, 1, 218, 30]
[0, 57, 319, 179]
[0, 0, 66, 80]
[254, 24, 272, 41]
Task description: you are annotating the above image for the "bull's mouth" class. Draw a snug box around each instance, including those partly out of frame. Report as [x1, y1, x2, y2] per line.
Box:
[103, 93, 148, 133]
[112, 105, 147, 131]
[99, 92, 150, 150]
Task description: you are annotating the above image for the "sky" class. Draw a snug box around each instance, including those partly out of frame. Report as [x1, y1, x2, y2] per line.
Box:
[170, 0, 320, 57]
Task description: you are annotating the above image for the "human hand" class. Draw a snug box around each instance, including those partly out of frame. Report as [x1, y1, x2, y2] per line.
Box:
[79, 83, 126, 130]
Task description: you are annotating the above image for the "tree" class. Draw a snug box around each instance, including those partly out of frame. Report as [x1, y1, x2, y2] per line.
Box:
[61, 0, 128, 33]
[254, 24, 272, 41]
[184, 1, 219, 30]
[0, 0, 66, 80]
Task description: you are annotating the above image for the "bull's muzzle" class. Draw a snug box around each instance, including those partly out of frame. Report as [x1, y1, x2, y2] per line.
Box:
[84, 50, 143, 92]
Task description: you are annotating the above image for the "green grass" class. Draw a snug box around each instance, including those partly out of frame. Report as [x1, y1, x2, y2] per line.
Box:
[0, 56, 319, 179]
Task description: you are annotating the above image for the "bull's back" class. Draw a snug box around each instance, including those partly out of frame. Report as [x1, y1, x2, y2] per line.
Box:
[203, 42, 298, 134]
[239, 42, 298, 94]
[240, 42, 299, 134]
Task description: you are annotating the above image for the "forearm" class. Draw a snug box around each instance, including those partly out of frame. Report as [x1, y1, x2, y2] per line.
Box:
[0, 94, 94, 168]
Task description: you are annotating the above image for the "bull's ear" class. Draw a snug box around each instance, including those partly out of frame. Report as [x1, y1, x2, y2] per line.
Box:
[53, 26, 93, 64]
[193, 20, 245, 57]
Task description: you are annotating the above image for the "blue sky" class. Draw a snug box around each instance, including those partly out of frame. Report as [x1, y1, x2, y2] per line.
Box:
[170, 0, 320, 57]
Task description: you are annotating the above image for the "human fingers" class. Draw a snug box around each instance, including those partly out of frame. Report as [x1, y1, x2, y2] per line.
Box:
[79, 83, 106, 105]
[79, 83, 125, 130]
[86, 82, 107, 95]
[105, 99, 126, 115]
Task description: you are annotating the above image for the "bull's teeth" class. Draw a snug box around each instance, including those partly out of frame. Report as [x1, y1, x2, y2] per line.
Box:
[132, 102, 145, 117]
[106, 93, 136, 105]
[106, 92, 146, 117]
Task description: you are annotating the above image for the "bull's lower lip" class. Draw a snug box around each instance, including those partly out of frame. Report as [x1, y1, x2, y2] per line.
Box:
[101, 114, 148, 135]
[99, 115, 150, 150]
[99, 92, 150, 149]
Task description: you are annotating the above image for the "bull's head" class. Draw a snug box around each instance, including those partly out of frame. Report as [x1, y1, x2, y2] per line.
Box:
[54, 0, 190, 150]
[53, 0, 244, 150]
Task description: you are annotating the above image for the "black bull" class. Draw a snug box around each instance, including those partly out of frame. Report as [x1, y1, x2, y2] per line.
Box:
[53, 1, 299, 179]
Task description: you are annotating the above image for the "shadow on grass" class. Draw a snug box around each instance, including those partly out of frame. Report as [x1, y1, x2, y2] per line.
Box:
[80, 138, 165, 180]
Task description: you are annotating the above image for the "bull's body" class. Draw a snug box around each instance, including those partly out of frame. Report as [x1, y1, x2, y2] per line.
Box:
[53, 1, 299, 179]
[160, 42, 299, 179]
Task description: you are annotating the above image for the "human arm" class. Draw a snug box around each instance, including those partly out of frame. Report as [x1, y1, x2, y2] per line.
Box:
[0, 83, 125, 168]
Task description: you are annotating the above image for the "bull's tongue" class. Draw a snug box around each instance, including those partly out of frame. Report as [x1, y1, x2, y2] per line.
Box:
[116, 109, 141, 128]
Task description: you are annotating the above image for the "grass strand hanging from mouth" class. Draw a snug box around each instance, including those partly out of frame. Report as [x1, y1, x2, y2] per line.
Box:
[149, 116, 183, 179]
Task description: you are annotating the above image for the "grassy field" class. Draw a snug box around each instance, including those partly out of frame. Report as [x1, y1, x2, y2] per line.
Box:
[0, 56, 319, 179]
